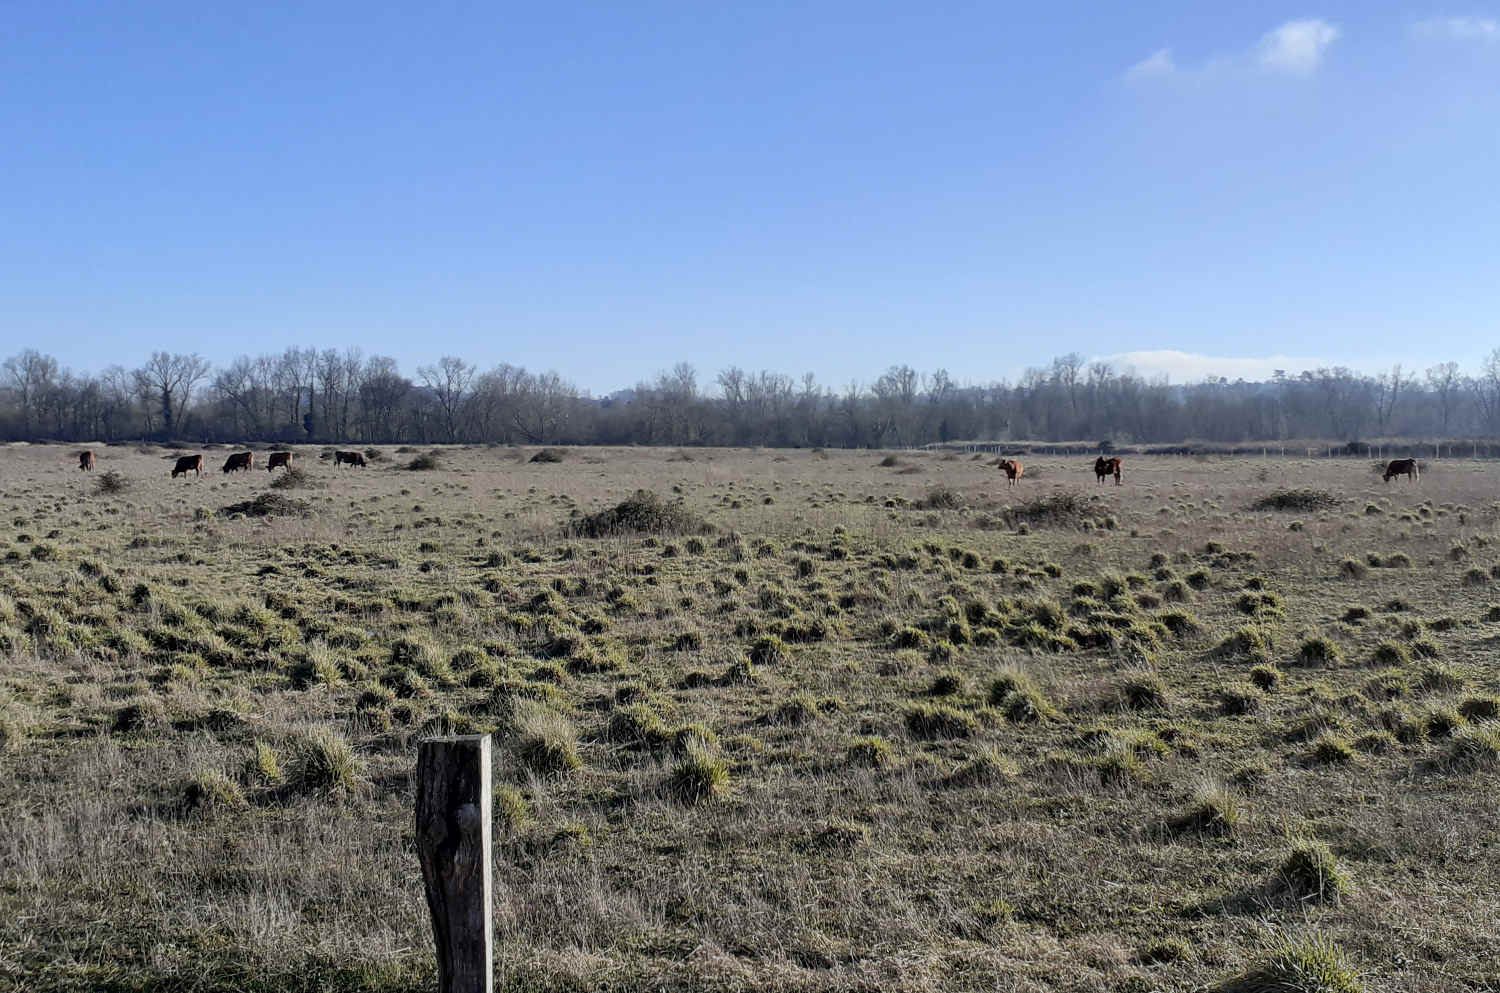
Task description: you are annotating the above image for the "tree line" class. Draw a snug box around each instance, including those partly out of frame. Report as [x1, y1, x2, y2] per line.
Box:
[3, 346, 1500, 449]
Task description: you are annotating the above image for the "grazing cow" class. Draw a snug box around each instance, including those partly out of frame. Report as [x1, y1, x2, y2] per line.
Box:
[334, 450, 367, 468]
[1383, 458, 1419, 483]
[1094, 456, 1122, 485]
[222, 452, 254, 474]
[171, 454, 204, 478]
[998, 458, 1023, 488]
[266, 451, 293, 472]
[77, 450, 95, 472]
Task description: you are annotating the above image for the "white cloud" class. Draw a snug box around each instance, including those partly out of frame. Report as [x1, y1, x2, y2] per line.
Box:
[1125, 48, 1175, 80]
[1093, 350, 1330, 383]
[1257, 18, 1340, 74]
[1414, 16, 1500, 41]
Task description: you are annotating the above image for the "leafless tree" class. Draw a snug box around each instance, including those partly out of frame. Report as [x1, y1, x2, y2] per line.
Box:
[133, 352, 210, 437]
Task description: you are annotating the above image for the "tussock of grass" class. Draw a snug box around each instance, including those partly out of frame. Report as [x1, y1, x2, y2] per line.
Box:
[570, 489, 710, 538]
[288, 727, 362, 795]
[904, 703, 977, 740]
[1001, 492, 1094, 529]
[1251, 489, 1342, 512]
[667, 741, 729, 803]
[510, 699, 582, 775]
[1280, 840, 1349, 903]
[220, 493, 312, 518]
[1217, 932, 1362, 993]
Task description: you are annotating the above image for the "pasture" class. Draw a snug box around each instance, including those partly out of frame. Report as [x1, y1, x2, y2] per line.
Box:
[1, 443, 1497, 993]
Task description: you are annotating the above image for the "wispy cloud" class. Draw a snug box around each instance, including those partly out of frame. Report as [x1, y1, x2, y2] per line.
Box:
[1094, 350, 1330, 383]
[1413, 16, 1500, 42]
[1124, 48, 1175, 80]
[1256, 19, 1340, 74]
[1127, 18, 1340, 81]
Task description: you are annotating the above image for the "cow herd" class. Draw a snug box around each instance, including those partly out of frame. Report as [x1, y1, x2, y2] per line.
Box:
[74, 449, 351, 479]
[70, 448, 1427, 488]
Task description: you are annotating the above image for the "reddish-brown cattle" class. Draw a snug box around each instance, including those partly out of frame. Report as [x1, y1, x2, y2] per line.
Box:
[998, 458, 1023, 488]
[222, 452, 254, 474]
[266, 451, 293, 472]
[1383, 458, 1419, 483]
[334, 450, 367, 468]
[77, 450, 95, 472]
[1094, 456, 1122, 485]
[171, 454, 204, 478]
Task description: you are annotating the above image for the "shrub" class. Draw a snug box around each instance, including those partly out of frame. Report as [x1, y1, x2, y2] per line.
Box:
[570, 490, 710, 538]
[529, 448, 565, 463]
[95, 470, 129, 494]
[406, 453, 441, 470]
[1280, 841, 1349, 903]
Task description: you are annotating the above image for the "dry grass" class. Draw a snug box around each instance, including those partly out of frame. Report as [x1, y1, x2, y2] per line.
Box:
[0, 445, 1497, 991]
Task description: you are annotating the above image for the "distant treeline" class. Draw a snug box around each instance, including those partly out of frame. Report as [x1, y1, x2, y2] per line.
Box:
[4, 347, 1500, 449]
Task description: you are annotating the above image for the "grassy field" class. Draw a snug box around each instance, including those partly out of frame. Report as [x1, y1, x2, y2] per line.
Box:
[1, 442, 1497, 993]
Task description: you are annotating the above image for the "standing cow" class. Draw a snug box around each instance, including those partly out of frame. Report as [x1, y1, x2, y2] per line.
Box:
[997, 459, 1023, 488]
[222, 452, 254, 474]
[266, 451, 293, 472]
[1094, 456, 1122, 485]
[334, 450, 367, 468]
[77, 450, 96, 472]
[171, 454, 204, 478]
[1383, 458, 1419, 483]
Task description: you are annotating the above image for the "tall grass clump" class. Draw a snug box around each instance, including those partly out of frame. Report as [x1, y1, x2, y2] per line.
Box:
[570, 490, 710, 538]
[667, 740, 729, 803]
[1217, 932, 1362, 993]
[289, 727, 362, 795]
[1250, 489, 1342, 512]
[510, 699, 582, 774]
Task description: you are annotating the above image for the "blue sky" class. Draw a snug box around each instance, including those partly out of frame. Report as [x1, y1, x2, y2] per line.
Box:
[2, 2, 1497, 393]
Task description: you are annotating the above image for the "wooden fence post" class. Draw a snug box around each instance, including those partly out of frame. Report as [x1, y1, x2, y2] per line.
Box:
[417, 735, 493, 993]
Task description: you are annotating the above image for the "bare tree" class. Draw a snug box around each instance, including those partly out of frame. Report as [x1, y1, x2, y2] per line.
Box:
[417, 356, 477, 443]
[2, 350, 59, 436]
[1426, 361, 1462, 435]
[1373, 364, 1414, 435]
[133, 352, 210, 437]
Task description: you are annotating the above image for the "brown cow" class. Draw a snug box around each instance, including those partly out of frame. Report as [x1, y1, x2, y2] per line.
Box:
[1094, 456, 1122, 485]
[1383, 458, 1419, 483]
[171, 454, 204, 478]
[77, 450, 95, 472]
[998, 458, 1023, 488]
[334, 450, 367, 468]
[222, 452, 254, 474]
[266, 451, 293, 472]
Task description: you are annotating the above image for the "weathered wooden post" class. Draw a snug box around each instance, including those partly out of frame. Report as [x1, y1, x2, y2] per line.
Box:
[416, 734, 493, 993]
